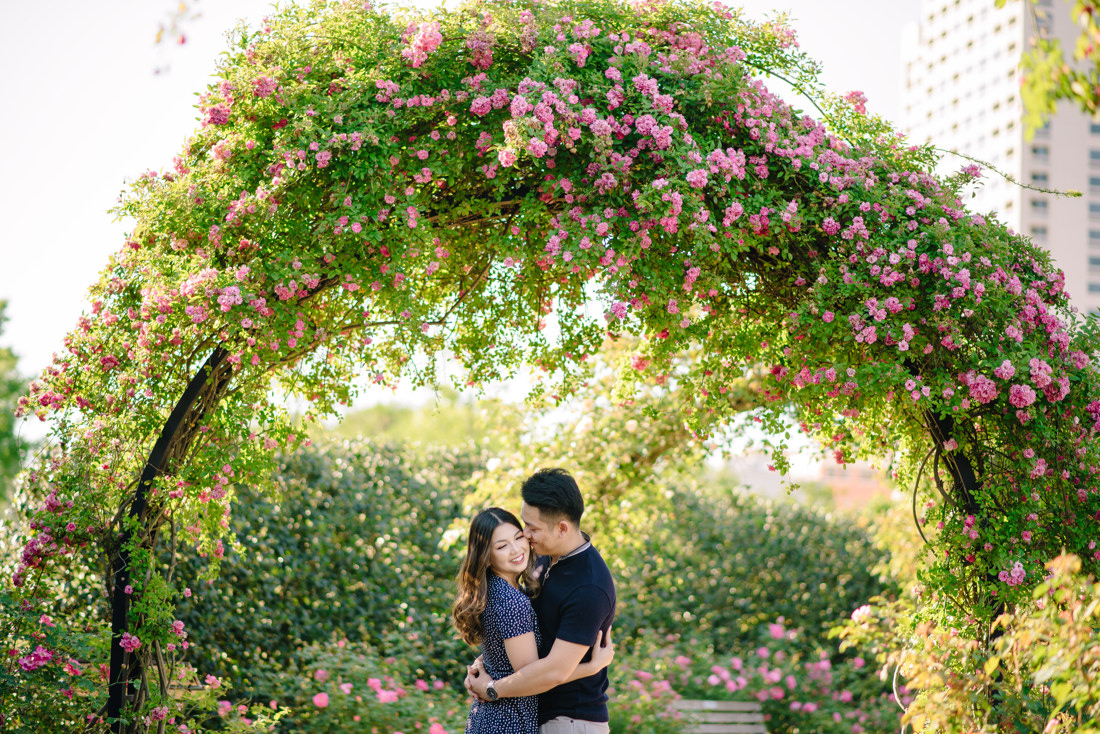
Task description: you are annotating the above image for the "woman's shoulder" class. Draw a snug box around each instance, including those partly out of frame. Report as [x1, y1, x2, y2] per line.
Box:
[485, 574, 533, 610]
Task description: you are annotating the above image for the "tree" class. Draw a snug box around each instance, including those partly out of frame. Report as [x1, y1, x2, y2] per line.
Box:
[999, 0, 1100, 137]
[6, 0, 1100, 730]
[329, 387, 520, 449]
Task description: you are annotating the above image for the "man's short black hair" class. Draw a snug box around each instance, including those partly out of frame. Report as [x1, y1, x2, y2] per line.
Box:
[521, 467, 584, 526]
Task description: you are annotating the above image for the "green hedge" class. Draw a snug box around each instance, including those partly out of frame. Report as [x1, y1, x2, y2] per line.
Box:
[174, 438, 480, 697]
[611, 482, 892, 656]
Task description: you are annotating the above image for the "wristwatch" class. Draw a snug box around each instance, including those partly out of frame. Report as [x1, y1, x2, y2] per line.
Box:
[485, 681, 499, 701]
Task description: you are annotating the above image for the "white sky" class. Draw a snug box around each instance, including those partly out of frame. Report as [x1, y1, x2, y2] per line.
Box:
[0, 0, 919, 382]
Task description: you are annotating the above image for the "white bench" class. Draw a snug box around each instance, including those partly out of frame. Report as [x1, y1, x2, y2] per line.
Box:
[674, 699, 767, 734]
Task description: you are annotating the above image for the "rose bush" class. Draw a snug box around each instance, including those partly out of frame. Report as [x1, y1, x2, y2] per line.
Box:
[251, 638, 466, 733]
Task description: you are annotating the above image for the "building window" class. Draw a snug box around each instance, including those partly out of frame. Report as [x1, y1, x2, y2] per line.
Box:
[1031, 199, 1049, 213]
[1033, 172, 1049, 185]
[1091, 150, 1100, 167]
[1091, 203, 1100, 220]
[1090, 256, 1100, 269]
[1090, 283, 1100, 294]
[1089, 229, 1100, 247]
[1033, 145, 1050, 162]
[1032, 225, 1048, 243]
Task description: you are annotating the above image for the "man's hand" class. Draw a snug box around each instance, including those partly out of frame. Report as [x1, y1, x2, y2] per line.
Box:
[464, 657, 488, 702]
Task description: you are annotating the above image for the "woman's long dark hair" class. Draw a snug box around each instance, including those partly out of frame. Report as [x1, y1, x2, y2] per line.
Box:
[452, 507, 539, 647]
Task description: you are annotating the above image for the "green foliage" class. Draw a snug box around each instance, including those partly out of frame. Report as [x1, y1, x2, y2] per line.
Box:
[612, 482, 892, 656]
[250, 638, 467, 733]
[0, 303, 28, 500]
[0, 589, 105, 733]
[999, 0, 1100, 137]
[837, 552, 1100, 733]
[612, 622, 901, 734]
[173, 438, 478, 696]
[327, 389, 521, 450]
[607, 659, 685, 734]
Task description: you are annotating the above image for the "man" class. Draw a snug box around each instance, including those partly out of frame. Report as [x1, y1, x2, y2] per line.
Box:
[466, 467, 617, 734]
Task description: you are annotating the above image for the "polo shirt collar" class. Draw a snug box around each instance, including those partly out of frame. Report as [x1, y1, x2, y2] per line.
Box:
[552, 532, 591, 565]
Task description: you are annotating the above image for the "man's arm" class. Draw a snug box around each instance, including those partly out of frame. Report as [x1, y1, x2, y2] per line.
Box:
[468, 637, 590, 699]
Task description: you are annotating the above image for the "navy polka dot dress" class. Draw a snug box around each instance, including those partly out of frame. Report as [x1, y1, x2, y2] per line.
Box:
[466, 573, 540, 734]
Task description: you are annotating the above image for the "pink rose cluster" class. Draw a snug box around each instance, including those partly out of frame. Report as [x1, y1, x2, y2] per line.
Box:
[998, 561, 1026, 586]
[252, 75, 278, 98]
[402, 21, 443, 68]
[203, 103, 230, 126]
[18, 645, 53, 672]
[120, 632, 141, 653]
[466, 29, 494, 70]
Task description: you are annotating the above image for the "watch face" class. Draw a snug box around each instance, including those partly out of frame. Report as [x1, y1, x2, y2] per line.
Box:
[486, 683, 498, 701]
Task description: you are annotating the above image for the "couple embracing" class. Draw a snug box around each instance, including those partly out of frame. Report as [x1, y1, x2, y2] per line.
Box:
[452, 467, 616, 734]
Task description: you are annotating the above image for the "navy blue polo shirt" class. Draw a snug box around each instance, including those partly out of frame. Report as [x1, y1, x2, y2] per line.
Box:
[531, 541, 616, 725]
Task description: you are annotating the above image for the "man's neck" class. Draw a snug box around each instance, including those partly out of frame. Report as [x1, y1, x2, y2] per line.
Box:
[550, 531, 589, 564]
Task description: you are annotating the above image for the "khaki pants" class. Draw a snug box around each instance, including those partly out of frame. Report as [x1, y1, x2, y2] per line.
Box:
[539, 717, 610, 734]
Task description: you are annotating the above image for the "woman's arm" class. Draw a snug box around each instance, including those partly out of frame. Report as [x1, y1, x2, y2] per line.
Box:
[563, 627, 614, 683]
[502, 631, 540, 674]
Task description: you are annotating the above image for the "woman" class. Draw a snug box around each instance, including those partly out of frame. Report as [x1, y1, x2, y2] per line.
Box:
[453, 507, 612, 734]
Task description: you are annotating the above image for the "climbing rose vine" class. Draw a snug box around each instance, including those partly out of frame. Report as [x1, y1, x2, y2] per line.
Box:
[6, 0, 1100, 729]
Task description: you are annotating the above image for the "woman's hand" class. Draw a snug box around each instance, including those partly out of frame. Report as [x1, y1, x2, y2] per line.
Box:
[590, 627, 614, 671]
[464, 656, 487, 702]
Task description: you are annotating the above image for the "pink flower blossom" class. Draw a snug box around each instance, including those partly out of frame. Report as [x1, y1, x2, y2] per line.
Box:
[993, 359, 1015, 380]
[119, 633, 141, 653]
[686, 169, 709, 188]
[967, 374, 998, 404]
[1008, 383, 1036, 408]
[252, 75, 278, 98]
[204, 103, 231, 126]
[402, 21, 443, 68]
[312, 692, 329, 708]
[18, 645, 53, 672]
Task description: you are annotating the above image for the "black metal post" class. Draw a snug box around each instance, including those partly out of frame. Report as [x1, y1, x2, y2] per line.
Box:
[108, 348, 229, 732]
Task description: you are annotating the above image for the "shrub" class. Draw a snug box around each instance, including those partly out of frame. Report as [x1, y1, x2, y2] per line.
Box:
[612, 481, 893, 658]
[838, 552, 1100, 733]
[606, 617, 902, 734]
[173, 438, 481, 698]
[251, 638, 467, 733]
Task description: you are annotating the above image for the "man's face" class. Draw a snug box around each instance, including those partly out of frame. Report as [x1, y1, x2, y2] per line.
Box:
[520, 502, 557, 557]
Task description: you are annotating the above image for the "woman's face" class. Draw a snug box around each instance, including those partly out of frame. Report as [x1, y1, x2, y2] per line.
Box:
[487, 522, 529, 581]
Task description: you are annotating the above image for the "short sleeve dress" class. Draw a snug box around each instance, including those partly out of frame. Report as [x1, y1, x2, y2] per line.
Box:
[465, 573, 541, 734]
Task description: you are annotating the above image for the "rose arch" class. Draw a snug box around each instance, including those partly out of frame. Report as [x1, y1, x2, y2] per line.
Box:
[10, 0, 1100, 729]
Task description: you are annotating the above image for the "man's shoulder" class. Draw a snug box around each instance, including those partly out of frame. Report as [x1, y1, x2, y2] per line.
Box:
[562, 548, 615, 598]
[580, 545, 615, 582]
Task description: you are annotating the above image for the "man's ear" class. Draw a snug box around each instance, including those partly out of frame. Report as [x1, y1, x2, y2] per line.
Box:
[556, 519, 570, 536]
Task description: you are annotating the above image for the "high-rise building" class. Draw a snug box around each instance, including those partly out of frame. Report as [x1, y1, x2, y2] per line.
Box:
[901, 0, 1100, 316]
